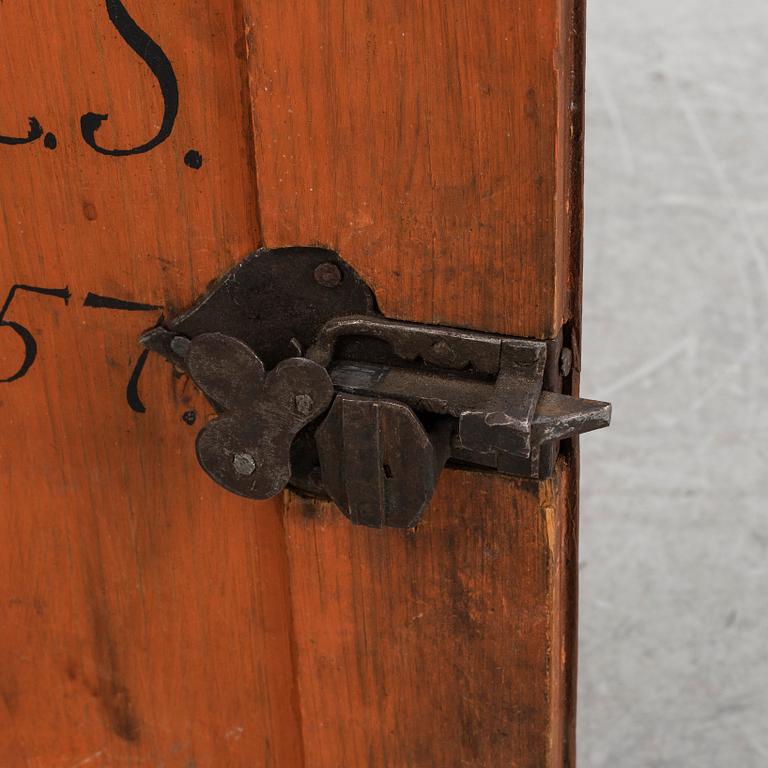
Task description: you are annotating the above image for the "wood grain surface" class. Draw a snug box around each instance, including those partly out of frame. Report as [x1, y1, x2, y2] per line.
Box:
[1, 1, 585, 766]
[0, 2, 302, 765]
[283, 469, 579, 767]
[245, 1, 585, 765]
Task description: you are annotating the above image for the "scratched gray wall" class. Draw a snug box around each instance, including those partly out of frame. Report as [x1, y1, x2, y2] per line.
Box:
[578, 1, 768, 765]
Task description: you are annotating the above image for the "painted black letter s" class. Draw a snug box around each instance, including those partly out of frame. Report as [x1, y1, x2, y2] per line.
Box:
[80, 0, 179, 156]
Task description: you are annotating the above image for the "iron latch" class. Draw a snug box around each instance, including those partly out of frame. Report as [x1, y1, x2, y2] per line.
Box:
[141, 247, 610, 528]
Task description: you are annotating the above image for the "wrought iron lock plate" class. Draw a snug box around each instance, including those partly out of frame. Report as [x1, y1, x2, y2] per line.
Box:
[141, 247, 611, 528]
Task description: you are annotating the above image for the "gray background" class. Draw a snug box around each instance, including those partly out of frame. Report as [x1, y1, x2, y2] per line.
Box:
[579, 0, 768, 765]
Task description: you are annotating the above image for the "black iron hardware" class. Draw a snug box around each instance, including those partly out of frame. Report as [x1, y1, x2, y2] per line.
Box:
[140, 247, 611, 528]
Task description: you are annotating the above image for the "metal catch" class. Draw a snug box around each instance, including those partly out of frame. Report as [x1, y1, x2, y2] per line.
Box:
[141, 247, 610, 528]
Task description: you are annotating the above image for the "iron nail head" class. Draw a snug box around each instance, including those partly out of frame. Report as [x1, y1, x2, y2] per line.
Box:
[314, 262, 342, 288]
[170, 335, 191, 358]
[294, 394, 314, 416]
[233, 452, 257, 476]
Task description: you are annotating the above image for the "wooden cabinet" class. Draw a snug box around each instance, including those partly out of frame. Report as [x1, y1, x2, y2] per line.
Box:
[1, 1, 587, 765]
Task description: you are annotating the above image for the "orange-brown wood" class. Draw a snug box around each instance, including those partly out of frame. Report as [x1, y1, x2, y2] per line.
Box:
[1, 0, 585, 766]
[243, 1, 584, 765]
[0, 2, 303, 765]
[282, 467, 578, 767]
[243, 0, 581, 339]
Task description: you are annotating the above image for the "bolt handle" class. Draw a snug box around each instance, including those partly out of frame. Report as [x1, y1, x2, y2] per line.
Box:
[185, 333, 334, 499]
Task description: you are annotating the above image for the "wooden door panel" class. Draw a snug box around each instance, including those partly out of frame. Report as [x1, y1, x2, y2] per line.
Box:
[244, 0, 580, 338]
[0, 2, 301, 765]
[1, 1, 585, 766]
[284, 471, 577, 767]
[245, 1, 583, 765]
